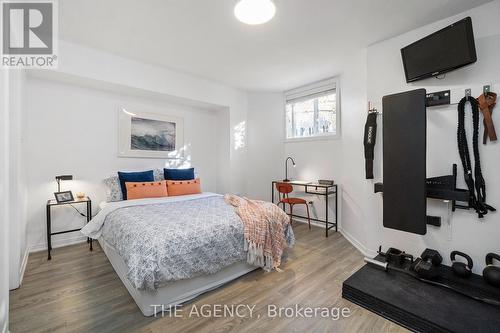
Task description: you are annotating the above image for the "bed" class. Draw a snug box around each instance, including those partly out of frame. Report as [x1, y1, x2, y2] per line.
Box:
[82, 192, 293, 316]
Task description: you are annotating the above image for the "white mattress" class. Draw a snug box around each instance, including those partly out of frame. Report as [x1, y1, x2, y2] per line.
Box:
[99, 238, 258, 316]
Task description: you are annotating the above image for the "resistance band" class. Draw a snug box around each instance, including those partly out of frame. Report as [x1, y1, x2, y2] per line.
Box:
[457, 96, 495, 218]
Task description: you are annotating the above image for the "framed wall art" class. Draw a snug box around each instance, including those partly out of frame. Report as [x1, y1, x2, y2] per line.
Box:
[118, 108, 184, 159]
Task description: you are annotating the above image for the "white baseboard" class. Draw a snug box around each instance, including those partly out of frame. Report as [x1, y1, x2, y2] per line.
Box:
[29, 235, 87, 253]
[18, 247, 29, 286]
[339, 227, 377, 258]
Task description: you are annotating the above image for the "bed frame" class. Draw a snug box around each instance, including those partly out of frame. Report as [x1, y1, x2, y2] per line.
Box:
[99, 238, 258, 316]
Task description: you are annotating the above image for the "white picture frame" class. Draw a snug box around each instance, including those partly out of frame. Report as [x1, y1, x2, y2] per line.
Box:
[118, 108, 184, 159]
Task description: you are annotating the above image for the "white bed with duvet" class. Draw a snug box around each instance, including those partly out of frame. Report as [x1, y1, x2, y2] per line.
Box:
[82, 193, 264, 316]
[100, 237, 256, 316]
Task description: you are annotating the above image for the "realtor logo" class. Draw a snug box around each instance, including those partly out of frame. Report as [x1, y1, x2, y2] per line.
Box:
[1, 0, 58, 68]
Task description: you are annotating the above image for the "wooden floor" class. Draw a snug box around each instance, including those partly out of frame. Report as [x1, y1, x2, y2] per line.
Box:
[10, 223, 408, 333]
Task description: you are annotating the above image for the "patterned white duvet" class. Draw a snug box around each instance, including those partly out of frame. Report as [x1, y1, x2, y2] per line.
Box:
[82, 193, 255, 290]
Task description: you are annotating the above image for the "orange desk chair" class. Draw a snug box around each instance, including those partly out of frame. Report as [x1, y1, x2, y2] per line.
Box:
[275, 182, 311, 229]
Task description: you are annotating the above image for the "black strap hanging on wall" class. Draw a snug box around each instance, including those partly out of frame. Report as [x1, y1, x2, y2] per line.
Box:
[364, 112, 378, 179]
[457, 96, 495, 218]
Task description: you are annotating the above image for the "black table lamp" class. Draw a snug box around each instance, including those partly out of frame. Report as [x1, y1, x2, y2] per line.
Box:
[55, 175, 73, 192]
[283, 157, 296, 182]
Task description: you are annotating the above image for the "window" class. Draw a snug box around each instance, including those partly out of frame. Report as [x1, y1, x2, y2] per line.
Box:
[285, 78, 339, 140]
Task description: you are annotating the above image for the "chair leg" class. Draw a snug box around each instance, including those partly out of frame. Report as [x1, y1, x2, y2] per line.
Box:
[305, 203, 311, 230]
[289, 204, 293, 225]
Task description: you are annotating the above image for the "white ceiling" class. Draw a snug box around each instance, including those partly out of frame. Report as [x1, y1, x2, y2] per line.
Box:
[59, 0, 492, 91]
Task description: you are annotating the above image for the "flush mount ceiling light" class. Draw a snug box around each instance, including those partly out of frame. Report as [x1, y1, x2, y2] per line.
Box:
[234, 0, 276, 25]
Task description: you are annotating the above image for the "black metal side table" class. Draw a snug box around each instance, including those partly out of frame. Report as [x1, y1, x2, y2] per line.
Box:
[46, 196, 93, 260]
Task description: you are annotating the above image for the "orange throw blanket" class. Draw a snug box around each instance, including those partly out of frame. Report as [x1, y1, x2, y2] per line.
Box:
[224, 194, 293, 271]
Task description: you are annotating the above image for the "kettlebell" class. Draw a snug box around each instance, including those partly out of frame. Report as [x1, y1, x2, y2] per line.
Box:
[483, 253, 500, 287]
[450, 251, 473, 278]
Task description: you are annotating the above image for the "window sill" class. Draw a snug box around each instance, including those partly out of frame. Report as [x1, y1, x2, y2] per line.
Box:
[284, 134, 340, 143]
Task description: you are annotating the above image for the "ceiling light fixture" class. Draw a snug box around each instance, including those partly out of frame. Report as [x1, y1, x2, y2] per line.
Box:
[234, 0, 276, 25]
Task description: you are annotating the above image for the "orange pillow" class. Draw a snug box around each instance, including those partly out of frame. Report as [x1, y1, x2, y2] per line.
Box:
[166, 178, 201, 196]
[125, 180, 168, 200]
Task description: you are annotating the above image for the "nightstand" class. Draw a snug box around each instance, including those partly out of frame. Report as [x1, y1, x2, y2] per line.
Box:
[46, 196, 93, 260]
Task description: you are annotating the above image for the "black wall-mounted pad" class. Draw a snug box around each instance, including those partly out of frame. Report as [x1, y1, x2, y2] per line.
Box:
[382, 89, 427, 235]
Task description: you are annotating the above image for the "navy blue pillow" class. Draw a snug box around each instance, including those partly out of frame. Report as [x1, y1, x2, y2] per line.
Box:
[164, 168, 195, 181]
[118, 170, 154, 200]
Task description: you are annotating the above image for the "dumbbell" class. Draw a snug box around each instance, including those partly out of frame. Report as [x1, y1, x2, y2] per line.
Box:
[413, 248, 442, 279]
[450, 251, 473, 278]
[483, 253, 500, 287]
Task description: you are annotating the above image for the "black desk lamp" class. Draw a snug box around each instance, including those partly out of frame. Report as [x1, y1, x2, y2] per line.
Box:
[55, 175, 73, 192]
[283, 157, 296, 182]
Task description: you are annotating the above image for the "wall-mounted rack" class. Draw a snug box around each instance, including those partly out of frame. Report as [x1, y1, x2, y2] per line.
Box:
[425, 164, 469, 212]
[426, 90, 451, 107]
[426, 83, 495, 108]
[371, 83, 496, 114]
[372, 84, 495, 234]
[374, 164, 470, 227]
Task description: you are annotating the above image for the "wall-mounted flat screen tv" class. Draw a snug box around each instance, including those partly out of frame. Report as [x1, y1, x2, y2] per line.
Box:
[401, 17, 477, 83]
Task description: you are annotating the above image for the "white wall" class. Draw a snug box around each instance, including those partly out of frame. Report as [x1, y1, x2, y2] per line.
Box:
[246, 0, 500, 272]
[246, 92, 284, 200]
[245, 93, 343, 222]
[8, 70, 28, 290]
[1, 67, 29, 330]
[285, 52, 370, 238]
[365, 0, 500, 273]
[246, 51, 368, 250]
[335, 50, 371, 253]
[280, 81, 343, 232]
[9, 0, 500, 290]
[16, 40, 250, 253]
[0, 69, 10, 333]
[52, 41, 249, 195]
[26, 76, 225, 250]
